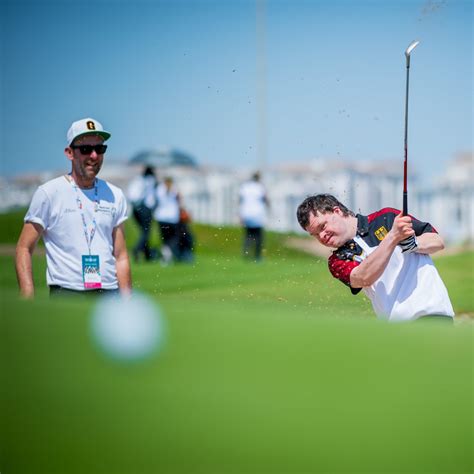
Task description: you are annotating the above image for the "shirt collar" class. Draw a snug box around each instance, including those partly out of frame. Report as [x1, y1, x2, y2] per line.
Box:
[356, 214, 369, 236]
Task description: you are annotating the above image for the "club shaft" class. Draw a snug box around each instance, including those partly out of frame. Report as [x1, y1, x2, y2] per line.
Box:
[403, 60, 410, 216]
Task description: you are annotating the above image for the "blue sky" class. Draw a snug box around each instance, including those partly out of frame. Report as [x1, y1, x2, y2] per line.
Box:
[1, 0, 472, 185]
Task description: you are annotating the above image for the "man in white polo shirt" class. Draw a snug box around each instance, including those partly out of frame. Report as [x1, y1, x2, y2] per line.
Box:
[15, 118, 132, 298]
[296, 194, 454, 322]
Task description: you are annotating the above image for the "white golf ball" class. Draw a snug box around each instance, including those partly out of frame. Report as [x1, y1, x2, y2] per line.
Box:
[91, 292, 165, 361]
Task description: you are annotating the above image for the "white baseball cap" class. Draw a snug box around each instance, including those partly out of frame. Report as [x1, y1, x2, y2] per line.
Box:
[67, 117, 111, 145]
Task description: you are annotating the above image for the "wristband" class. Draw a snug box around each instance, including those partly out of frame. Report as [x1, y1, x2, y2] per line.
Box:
[398, 235, 418, 254]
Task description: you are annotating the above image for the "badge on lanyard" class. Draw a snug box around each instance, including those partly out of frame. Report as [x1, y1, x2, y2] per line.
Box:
[82, 255, 102, 289]
[66, 175, 102, 289]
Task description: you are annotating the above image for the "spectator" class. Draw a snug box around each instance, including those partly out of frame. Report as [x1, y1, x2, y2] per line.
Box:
[177, 207, 195, 263]
[15, 117, 131, 297]
[239, 171, 269, 261]
[154, 176, 181, 264]
[127, 165, 158, 262]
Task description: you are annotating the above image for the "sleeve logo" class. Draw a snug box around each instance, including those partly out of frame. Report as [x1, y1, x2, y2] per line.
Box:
[335, 240, 365, 262]
[375, 226, 388, 241]
[86, 121, 96, 130]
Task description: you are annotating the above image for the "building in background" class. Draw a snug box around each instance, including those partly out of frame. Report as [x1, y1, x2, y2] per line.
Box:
[1, 150, 472, 245]
[130, 148, 198, 169]
[417, 152, 473, 244]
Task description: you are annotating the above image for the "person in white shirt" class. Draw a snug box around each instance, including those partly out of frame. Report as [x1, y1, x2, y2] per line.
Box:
[296, 194, 454, 322]
[15, 117, 132, 297]
[127, 165, 158, 262]
[153, 176, 181, 264]
[239, 172, 270, 262]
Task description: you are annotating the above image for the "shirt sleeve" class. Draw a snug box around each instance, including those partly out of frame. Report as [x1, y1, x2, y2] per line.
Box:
[114, 189, 128, 228]
[24, 187, 50, 230]
[412, 216, 437, 235]
[328, 253, 363, 295]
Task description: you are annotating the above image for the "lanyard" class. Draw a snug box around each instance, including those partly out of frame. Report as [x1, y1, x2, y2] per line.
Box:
[66, 175, 99, 255]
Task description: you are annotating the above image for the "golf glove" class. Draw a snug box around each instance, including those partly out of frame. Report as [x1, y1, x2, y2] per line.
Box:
[398, 235, 418, 254]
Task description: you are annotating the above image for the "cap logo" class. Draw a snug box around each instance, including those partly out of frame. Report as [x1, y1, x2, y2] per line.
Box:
[86, 121, 96, 130]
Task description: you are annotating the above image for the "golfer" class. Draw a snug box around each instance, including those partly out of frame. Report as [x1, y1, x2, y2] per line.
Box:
[296, 194, 454, 322]
[15, 117, 132, 298]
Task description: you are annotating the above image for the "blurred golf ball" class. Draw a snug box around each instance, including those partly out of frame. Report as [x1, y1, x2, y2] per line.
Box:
[91, 292, 165, 361]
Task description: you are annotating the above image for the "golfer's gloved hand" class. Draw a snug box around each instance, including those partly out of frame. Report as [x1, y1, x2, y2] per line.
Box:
[398, 235, 418, 254]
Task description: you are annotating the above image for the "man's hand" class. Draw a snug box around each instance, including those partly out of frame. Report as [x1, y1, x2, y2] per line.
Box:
[391, 212, 415, 242]
[391, 212, 418, 254]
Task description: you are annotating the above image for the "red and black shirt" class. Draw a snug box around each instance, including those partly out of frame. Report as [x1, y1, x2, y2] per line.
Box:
[328, 208, 437, 294]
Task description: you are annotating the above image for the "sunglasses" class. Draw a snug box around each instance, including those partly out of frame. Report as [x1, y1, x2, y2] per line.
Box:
[71, 144, 108, 155]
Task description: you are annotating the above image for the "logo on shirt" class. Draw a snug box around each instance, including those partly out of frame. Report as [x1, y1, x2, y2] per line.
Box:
[375, 226, 388, 241]
[336, 240, 365, 262]
[97, 205, 116, 217]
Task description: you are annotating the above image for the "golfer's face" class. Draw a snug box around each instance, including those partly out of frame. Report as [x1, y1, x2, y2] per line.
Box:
[70, 135, 105, 183]
[306, 209, 348, 248]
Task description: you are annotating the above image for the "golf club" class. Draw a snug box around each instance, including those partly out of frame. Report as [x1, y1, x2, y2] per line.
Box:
[403, 40, 420, 216]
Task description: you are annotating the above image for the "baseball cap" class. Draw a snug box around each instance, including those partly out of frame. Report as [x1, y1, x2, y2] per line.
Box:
[67, 118, 111, 145]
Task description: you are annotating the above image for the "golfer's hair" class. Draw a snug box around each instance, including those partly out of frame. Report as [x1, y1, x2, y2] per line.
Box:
[296, 194, 354, 230]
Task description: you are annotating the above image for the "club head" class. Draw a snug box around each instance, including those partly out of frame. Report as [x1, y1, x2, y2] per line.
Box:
[405, 40, 420, 58]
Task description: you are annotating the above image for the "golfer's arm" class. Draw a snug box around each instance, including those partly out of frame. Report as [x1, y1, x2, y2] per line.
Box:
[15, 222, 43, 299]
[350, 234, 398, 288]
[415, 232, 445, 255]
[113, 224, 132, 295]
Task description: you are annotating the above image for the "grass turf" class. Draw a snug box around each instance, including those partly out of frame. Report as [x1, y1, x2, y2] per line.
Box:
[0, 210, 472, 473]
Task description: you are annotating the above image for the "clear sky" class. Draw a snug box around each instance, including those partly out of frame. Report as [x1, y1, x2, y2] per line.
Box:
[1, 0, 472, 185]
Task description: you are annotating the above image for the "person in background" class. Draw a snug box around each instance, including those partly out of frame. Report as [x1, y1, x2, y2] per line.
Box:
[296, 193, 454, 323]
[154, 176, 181, 264]
[15, 117, 132, 298]
[239, 171, 270, 262]
[127, 165, 158, 262]
[176, 207, 195, 263]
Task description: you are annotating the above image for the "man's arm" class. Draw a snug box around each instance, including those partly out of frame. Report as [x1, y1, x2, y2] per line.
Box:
[414, 232, 445, 255]
[113, 223, 132, 295]
[350, 213, 414, 288]
[16, 222, 43, 298]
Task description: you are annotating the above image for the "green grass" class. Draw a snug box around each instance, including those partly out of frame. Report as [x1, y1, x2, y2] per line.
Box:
[0, 208, 29, 244]
[434, 251, 474, 314]
[1, 210, 473, 473]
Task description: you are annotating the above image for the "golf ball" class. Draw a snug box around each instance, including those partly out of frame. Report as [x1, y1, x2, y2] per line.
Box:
[91, 292, 166, 361]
